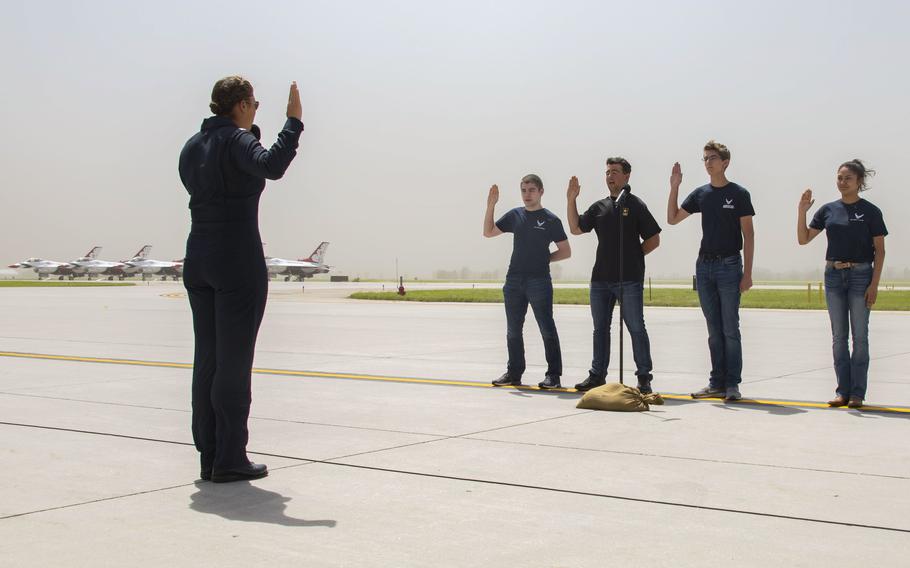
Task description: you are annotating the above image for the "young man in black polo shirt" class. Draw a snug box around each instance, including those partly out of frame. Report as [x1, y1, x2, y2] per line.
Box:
[667, 140, 755, 401]
[483, 174, 571, 389]
[567, 157, 662, 393]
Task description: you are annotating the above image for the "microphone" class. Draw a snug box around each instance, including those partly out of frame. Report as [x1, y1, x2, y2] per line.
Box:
[614, 186, 629, 209]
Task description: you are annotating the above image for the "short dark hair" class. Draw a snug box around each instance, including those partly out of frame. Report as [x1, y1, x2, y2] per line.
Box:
[209, 75, 253, 116]
[839, 159, 876, 192]
[704, 140, 731, 161]
[521, 174, 543, 190]
[606, 157, 631, 174]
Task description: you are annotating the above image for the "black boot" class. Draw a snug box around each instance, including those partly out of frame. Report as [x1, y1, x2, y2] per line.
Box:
[211, 462, 269, 483]
[574, 374, 606, 392]
[538, 375, 562, 389]
[492, 373, 522, 387]
[636, 374, 653, 394]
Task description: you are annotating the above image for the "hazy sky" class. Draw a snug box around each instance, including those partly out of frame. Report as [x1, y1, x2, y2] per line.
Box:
[2, 0, 908, 279]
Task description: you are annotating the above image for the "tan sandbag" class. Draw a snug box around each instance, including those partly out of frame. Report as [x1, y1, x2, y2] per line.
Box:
[576, 382, 664, 412]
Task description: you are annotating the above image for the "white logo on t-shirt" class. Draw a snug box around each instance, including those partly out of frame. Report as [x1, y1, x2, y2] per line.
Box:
[722, 198, 735, 209]
[533, 220, 546, 230]
[850, 212, 865, 222]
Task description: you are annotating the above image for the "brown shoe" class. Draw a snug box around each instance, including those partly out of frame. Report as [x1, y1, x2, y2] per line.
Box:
[827, 396, 848, 407]
[847, 397, 864, 409]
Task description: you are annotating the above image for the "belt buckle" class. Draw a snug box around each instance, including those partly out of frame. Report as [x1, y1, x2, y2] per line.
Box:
[834, 261, 854, 270]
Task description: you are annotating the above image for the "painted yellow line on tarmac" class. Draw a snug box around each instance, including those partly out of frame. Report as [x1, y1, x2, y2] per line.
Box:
[1, 350, 908, 414]
[0, 351, 488, 388]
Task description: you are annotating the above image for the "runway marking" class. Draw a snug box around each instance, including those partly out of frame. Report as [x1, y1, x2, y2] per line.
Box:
[1, 350, 909, 414]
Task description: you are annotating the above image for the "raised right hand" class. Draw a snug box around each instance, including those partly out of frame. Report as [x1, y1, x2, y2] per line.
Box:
[286, 81, 302, 120]
[487, 185, 499, 207]
[798, 189, 815, 213]
[670, 162, 682, 189]
[567, 176, 580, 200]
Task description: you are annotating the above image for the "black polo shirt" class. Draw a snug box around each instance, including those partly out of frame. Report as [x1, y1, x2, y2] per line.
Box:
[681, 182, 755, 256]
[810, 198, 887, 262]
[496, 207, 568, 277]
[577, 187, 661, 282]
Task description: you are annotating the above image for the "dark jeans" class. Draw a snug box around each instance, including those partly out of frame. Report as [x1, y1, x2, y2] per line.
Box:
[184, 228, 268, 471]
[589, 280, 653, 379]
[824, 263, 873, 399]
[503, 274, 562, 377]
[695, 254, 743, 388]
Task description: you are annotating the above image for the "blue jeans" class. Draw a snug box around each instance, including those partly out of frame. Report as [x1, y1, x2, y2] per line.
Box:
[824, 263, 872, 399]
[695, 254, 743, 388]
[503, 275, 562, 377]
[589, 280, 653, 379]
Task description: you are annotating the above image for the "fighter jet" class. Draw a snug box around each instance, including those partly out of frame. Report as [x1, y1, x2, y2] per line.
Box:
[69, 246, 127, 280]
[121, 245, 183, 281]
[8, 257, 75, 280]
[266, 242, 331, 281]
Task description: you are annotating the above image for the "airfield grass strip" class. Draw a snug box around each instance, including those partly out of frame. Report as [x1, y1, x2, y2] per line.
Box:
[350, 288, 910, 311]
[0, 281, 134, 288]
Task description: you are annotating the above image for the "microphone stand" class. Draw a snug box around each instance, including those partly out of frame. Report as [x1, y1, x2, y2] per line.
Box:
[615, 187, 629, 385]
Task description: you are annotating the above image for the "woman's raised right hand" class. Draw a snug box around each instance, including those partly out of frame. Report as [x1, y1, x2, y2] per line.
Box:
[287, 81, 302, 120]
[798, 189, 814, 213]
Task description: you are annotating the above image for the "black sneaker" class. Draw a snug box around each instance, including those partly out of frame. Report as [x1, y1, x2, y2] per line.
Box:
[538, 375, 562, 389]
[574, 374, 606, 392]
[492, 373, 521, 387]
[691, 385, 725, 399]
[637, 375, 653, 394]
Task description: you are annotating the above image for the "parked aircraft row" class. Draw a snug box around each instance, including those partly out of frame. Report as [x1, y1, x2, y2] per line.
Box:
[9, 246, 182, 280]
[9, 243, 331, 282]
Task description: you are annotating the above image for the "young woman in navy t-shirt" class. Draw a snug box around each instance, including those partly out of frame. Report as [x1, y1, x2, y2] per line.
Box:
[797, 159, 888, 409]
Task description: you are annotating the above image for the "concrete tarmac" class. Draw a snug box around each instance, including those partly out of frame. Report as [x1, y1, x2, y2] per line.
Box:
[1, 282, 908, 567]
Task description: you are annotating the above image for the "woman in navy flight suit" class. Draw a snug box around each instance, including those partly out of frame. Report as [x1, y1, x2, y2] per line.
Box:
[178, 76, 303, 482]
[797, 159, 887, 409]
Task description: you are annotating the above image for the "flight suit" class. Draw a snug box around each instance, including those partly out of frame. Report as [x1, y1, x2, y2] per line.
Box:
[178, 115, 303, 471]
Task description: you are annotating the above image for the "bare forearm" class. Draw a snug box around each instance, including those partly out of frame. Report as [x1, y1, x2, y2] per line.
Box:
[641, 234, 660, 255]
[550, 242, 571, 262]
[743, 232, 755, 277]
[567, 199, 582, 235]
[667, 186, 681, 224]
[872, 249, 885, 286]
[483, 206, 496, 237]
[797, 211, 811, 245]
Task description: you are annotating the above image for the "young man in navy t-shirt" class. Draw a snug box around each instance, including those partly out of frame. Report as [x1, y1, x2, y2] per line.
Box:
[667, 140, 755, 401]
[483, 174, 571, 389]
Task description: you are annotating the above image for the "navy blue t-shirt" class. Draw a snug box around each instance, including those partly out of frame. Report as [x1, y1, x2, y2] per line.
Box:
[809, 198, 888, 262]
[496, 207, 568, 276]
[578, 190, 661, 282]
[681, 182, 755, 256]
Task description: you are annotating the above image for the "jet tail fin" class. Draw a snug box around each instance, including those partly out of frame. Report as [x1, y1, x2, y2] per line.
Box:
[134, 245, 152, 259]
[301, 242, 329, 264]
[85, 246, 102, 259]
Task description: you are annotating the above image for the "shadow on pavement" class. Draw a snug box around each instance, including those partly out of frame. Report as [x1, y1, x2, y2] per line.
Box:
[498, 387, 910, 418]
[846, 408, 910, 421]
[711, 401, 808, 415]
[189, 481, 337, 527]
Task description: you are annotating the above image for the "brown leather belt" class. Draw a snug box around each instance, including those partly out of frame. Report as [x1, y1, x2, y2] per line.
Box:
[827, 261, 858, 270]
